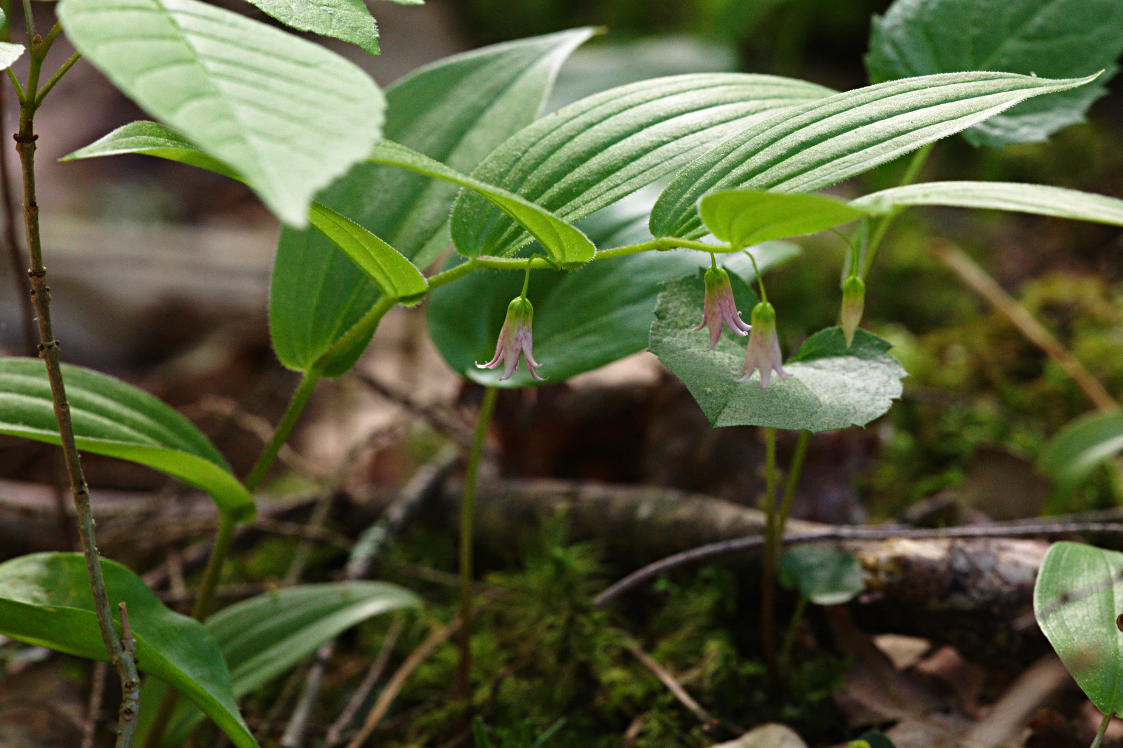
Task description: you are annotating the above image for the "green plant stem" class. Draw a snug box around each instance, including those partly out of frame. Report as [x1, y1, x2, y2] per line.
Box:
[425, 235, 735, 296]
[20, 0, 33, 39]
[191, 512, 238, 622]
[245, 367, 324, 492]
[519, 257, 532, 298]
[36, 50, 81, 105]
[759, 427, 781, 690]
[13, 18, 140, 747]
[1092, 712, 1112, 748]
[742, 249, 766, 302]
[778, 595, 808, 676]
[776, 430, 810, 543]
[316, 294, 396, 370]
[457, 385, 498, 705]
[859, 144, 931, 278]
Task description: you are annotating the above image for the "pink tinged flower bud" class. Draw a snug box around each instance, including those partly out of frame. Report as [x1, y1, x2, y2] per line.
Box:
[840, 276, 865, 347]
[692, 266, 750, 350]
[476, 297, 545, 382]
[736, 301, 789, 390]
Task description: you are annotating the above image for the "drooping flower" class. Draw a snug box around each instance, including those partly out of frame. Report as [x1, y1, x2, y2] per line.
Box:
[476, 296, 545, 381]
[693, 266, 750, 350]
[840, 275, 865, 347]
[736, 301, 788, 389]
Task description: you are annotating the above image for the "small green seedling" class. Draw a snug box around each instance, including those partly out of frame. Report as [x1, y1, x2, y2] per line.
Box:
[1035, 541, 1123, 747]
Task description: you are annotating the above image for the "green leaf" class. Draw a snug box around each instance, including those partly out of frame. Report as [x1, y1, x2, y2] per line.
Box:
[649, 71, 1098, 239]
[308, 203, 427, 305]
[450, 72, 833, 257]
[850, 181, 1123, 227]
[57, 0, 384, 227]
[865, 0, 1123, 147]
[62, 120, 239, 179]
[1034, 541, 1123, 717]
[429, 193, 798, 387]
[240, 0, 381, 55]
[778, 546, 865, 605]
[700, 189, 868, 247]
[0, 553, 254, 748]
[0, 42, 23, 70]
[649, 276, 906, 430]
[1038, 410, 1123, 491]
[140, 581, 420, 746]
[369, 140, 594, 267]
[269, 29, 592, 375]
[0, 358, 253, 522]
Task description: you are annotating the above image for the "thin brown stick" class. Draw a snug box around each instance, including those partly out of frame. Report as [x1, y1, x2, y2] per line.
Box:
[594, 520, 1123, 607]
[623, 640, 729, 732]
[325, 619, 405, 748]
[346, 618, 461, 748]
[0, 78, 33, 355]
[353, 370, 474, 448]
[936, 244, 1118, 411]
[281, 447, 459, 747]
[81, 661, 109, 748]
[14, 25, 140, 745]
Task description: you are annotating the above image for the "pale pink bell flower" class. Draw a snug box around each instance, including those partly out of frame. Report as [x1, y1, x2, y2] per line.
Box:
[693, 265, 751, 350]
[476, 296, 545, 381]
[736, 301, 788, 389]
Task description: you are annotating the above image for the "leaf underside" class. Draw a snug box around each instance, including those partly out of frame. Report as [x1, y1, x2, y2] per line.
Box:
[649, 274, 906, 431]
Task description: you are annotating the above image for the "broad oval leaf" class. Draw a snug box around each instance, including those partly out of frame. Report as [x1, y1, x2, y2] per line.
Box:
[850, 181, 1123, 226]
[429, 192, 798, 387]
[1034, 541, 1123, 717]
[0, 552, 255, 747]
[650, 71, 1098, 239]
[450, 73, 834, 257]
[1038, 410, 1123, 492]
[308, 203, 428, 304]
[270, 29, 593, 375]
[0, 358, 253, 521]
[57, 0, 384, 227]
[241, 0, 382, 55]
[138, 581, 421, 745]
[778, 546, 865, 606]
[370, 140, 594, 268]
[700, 189, 868, 248]
[866, 0, 1123, 147]
[649, 275, 906, 431]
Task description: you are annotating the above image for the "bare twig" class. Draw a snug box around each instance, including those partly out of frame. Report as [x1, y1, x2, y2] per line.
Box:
[594, 521, 1123, 608]
[280, 446, 459, 747]
[623, 640, 732, 734]
[13, 21, 140, 745]
[0, 80, 33, 355]
[353, 369, 474, 447]
[186, 395, 328, 480]
[937, 244, 1118, 411]
[81, 661, 109, 748]
[346, 617, 462, 748]
[324, 619, 405, 748]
